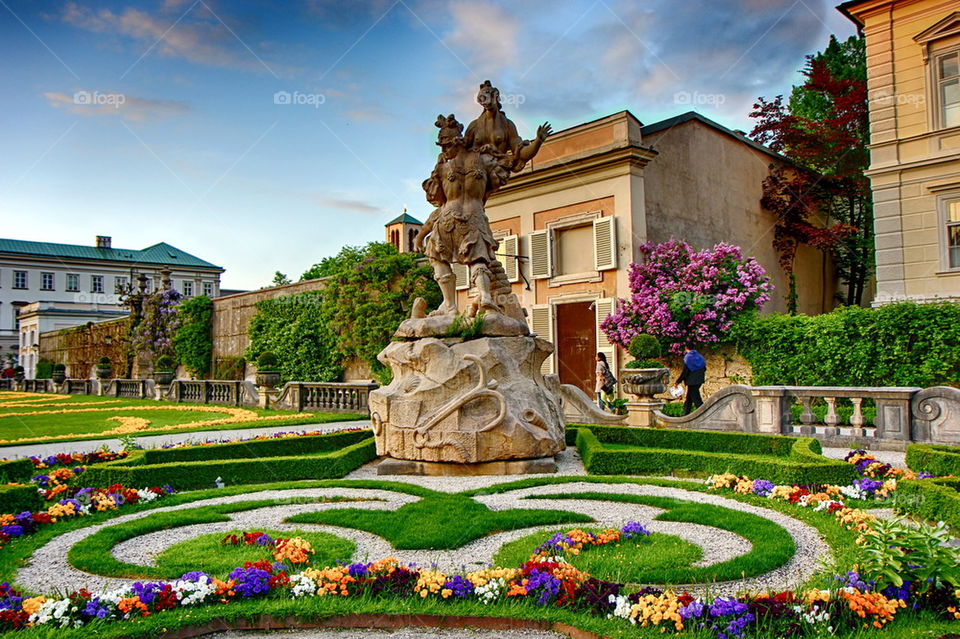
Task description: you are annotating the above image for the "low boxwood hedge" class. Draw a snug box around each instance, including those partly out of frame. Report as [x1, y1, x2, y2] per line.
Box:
[905, 444, 960, 477]
[0, 458, 36, 484]
[0, 483, 43, 514]
[895, 477, 960, 531]
[81, 436, 376, 490]
[139, 429, 372, 464]
[574, 425, 856, 485]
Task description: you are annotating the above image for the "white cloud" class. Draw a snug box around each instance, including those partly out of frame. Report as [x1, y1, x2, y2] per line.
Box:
[44, 90, 192, 122]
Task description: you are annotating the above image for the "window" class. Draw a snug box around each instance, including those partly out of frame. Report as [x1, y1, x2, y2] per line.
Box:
[182, 281, 194, 297]
[947, 198, 960, 269]
[66, 274, 79, 292]
[13, 271, 26, 289]
[202, 281, 214, 297]
[91, 275, 104, 294]
[114, 276, 128, 293]
[41, 272, 54, 291]
[938, 51, 960, 129]
[555, 225, 595, 276]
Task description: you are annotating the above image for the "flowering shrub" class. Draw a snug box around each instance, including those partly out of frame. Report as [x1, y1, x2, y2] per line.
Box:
[600, 239, 773, 353]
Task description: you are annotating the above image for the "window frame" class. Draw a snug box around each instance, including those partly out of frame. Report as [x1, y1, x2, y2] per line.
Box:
[12, 271, 27, 290]
[939, 192, 960, 272]
[182, 280, 194, 297]
[66, 273, 79, 292]
[934, 47, 960, 131]
[546, 210, 603, 287]
[91, 275, 104, 294]
[202, 281, 214, 297]
[40, 272, 55, 291]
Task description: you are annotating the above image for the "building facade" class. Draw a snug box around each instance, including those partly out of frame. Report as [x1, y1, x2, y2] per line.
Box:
[447, 110, 834, 396]
[0, 236, 223, 376]
[840, 0, 960, 303]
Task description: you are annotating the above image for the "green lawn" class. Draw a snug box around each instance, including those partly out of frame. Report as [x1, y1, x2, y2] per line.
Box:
[0, 391, 364, 446]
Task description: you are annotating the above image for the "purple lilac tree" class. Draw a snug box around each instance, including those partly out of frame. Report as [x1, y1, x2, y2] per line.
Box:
[600, 239, 773, 353]
[130, 286, 182, 363]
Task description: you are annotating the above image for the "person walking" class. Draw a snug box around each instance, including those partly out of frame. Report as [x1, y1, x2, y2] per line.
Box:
[595, 352, 616, 410]
[676, 344, 706, 415]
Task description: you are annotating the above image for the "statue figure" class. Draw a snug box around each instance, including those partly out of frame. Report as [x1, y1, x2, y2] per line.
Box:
[413, 82, 551, 321]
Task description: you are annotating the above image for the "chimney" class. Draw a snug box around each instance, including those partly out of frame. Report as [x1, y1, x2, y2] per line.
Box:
[96, 235, 112, 249]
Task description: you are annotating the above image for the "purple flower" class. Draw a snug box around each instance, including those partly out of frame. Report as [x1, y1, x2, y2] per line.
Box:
[620, 521, 651, 539]
[228, 566, 272, 598]
[443, 575, 474, 598]
[680, 599, 705, 619]
[752, 479, 775, 497]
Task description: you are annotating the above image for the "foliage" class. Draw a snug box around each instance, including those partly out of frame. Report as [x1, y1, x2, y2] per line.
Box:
[130, 286, 182, 363]
[905, 445, 960, 477]
[35, 359, 54, 379]
[442, 311, 486, 339]
[628, 334, 661, 360]
[606, 397, 628, 415]
[601, 239, 773, 353]
[212, 357, 245, 380]
[246, 291, 340, 383]
[895, 477, 960, 533]
[270, 271, 291, 287]
[255, 351, 278, 370]
[172, 295, 213, 378]
[52, 363, 66, 373]
[574, 426, 856, 485]
[0, 484, 44, 514]
[731, 302, 960, 386]
[154, 356, 175, 372]
[98, 357, 111, 366]
[750, 35, 872, 307]
[858, 517, 960, 597]
[625, 359, 662, 369]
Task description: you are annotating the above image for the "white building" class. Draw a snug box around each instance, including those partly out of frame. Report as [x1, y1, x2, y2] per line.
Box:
[0, 236, 223, 375]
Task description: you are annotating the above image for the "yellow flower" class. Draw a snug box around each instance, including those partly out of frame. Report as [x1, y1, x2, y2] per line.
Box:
[21, 596, 47, 616]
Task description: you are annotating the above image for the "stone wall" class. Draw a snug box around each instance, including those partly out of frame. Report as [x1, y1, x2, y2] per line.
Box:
[661, 344, 753, 400]
[38, 318, 132, 379]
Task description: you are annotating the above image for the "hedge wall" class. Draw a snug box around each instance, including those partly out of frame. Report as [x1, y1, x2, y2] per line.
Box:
[895, 477, 960, 532]
[0, 459, 37, 484]
[82, 437, 376, 490]
[138, 430, 371, 464]
[904, 444, 960, 477]
[0, 484, 43, 515]
[732, 303, 960, 387]
[573, 426, 856, 485]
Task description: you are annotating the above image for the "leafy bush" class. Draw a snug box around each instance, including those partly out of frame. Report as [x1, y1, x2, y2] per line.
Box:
[256, 351, 279, 371]
[573, 425, 855, 485]
[625, 359, 663, 369]
[154, 355, 176, 372]
[53, 363, 66, 373]
[629, 334, 661, 359]
[895, 477, 960, 532]
[789, 402, 876, 426]
[212, 357, 245, 380]
[0, 459, 36, 484]
[98, 356, 111, 366]
[858, 517, 960, 597]
[732, 302, 960, 387]
[905, 444, 960, 477]
[35, 359, 54, 379]
[0, 484, 44, 514]
[173, 295, 213, 378]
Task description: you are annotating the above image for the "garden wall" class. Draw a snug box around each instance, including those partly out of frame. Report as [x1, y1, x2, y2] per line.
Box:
[38, 318, 134, 379]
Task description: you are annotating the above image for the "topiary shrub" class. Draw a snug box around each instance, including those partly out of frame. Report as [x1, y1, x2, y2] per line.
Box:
[98, 356, 111, 366]
[53, 363, 66, 373]
[256, 351, 279, 371]
[154, 355, 176, 372]
[626, 334, 664, 369]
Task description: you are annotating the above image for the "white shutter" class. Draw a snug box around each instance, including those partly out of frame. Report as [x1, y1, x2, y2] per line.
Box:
[595, 297, 616, 371]
[530, 304, 554, 374]
[529, 230, 552, 279]
[499, 234, 520, 282]
[593, 216, 617, 271]
[453, 263, 469, 290]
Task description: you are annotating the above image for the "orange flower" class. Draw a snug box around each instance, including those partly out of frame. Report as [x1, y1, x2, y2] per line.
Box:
[118, 596, 149, 617]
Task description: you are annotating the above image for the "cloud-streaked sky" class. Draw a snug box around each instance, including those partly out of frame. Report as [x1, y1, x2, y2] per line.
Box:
[0, 0, 856, 290]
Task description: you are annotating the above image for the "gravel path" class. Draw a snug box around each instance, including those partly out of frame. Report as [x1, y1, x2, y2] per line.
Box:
[206, 630, 566, 639]
[18, 477, 826, 597]
[822, 447, 907, 469]
[0, 420, 370, 459]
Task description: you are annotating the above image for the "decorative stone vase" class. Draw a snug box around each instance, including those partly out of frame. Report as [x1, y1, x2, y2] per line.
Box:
[95, 366, 112, 380]
[620, 367, 669, 399]
[256, 371, 281, 388]
[51, 372, 66, 384]
[153, 371, 175, 385]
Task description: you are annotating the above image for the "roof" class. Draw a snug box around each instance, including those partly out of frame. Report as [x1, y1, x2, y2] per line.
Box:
[640, 111, 790, 164]
[385, 213, 423, 226]
[0, 239, 223, 271]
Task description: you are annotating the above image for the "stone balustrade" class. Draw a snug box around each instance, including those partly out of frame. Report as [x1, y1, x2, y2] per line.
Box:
[655, 384, 960, 449]
[271, 381, 379, 414]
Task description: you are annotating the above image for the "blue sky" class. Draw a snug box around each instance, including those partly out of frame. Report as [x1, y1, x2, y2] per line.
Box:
[0, 0, 856, 290]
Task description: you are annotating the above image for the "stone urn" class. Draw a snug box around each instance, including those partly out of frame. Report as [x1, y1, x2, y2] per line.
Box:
[619, 367, 670, 399]
[51, 371, 66, 384]
[256, 371, 281, 388]
[153, 371, 175, 385]
[95, 365, 112, 380]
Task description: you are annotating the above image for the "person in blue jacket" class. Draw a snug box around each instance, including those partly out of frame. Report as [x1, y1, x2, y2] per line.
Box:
[676, 343, 706, 415]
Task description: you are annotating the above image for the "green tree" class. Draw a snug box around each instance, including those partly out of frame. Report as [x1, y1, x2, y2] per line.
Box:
[173, 295, 213, 378]
[270, 271, 291, 287]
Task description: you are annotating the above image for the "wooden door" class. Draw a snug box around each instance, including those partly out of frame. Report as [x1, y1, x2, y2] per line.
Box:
[555, 301, 596, 396]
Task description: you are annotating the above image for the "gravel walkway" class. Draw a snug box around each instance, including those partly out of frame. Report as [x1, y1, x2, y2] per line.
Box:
[206, 630, 566, 639]
[822, 447, 907, 469]
[0, 420, 370, 459]
[18, 476, 826, 597]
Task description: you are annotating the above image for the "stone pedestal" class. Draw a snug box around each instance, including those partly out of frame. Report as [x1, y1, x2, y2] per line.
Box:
[377, 456, 556, 476]
[626, 399, 664, 427]
[370, 335, 566, 467]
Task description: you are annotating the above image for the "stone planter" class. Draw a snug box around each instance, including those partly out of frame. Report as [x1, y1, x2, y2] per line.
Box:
[95, 366, 112, 380]
[153, 371, 175, 385]
[256, 371, 281, 388]
[51, 372, 66, 384]
[619, 367, 669, 399]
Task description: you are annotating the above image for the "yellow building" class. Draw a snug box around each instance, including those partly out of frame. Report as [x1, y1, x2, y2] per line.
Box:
[444, 110, 835, 396]
[840, 0, 960, 303]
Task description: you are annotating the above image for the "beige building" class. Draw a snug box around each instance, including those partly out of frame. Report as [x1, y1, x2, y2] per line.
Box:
[840, 0, 960, 304]
[408, 110, 836, 396]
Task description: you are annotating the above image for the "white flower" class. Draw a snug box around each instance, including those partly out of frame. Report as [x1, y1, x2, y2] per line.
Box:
[289, 573, 316, 598]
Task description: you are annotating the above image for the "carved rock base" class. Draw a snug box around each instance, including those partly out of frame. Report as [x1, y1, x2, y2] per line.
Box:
[376, 456, 557, 476]
[627, 399, 664, 427]
[370, 336, 566, 465]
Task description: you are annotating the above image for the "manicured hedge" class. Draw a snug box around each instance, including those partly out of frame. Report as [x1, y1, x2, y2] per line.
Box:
[81, 437, 376, 490]
[895, 477, 960, 532]
[0, 459, 36, 484]
[0, 483, 43, 514]
[139, 429, 372, 464]
[905, 444, 960, 477]
[574, 426, 856, 485]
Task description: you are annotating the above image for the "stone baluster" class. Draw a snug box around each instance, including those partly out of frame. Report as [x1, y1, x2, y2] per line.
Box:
[823, 396, 840, 436]
[849, 397, 866, 437]
[798, 396, 816, 434]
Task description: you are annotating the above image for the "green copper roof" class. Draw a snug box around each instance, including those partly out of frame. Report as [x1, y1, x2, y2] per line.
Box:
[0, 239, 223, 270]
[385, 212, 423, 226]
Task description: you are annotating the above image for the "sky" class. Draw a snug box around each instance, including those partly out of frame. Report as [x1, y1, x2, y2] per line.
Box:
[0, 0, 857, 290]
